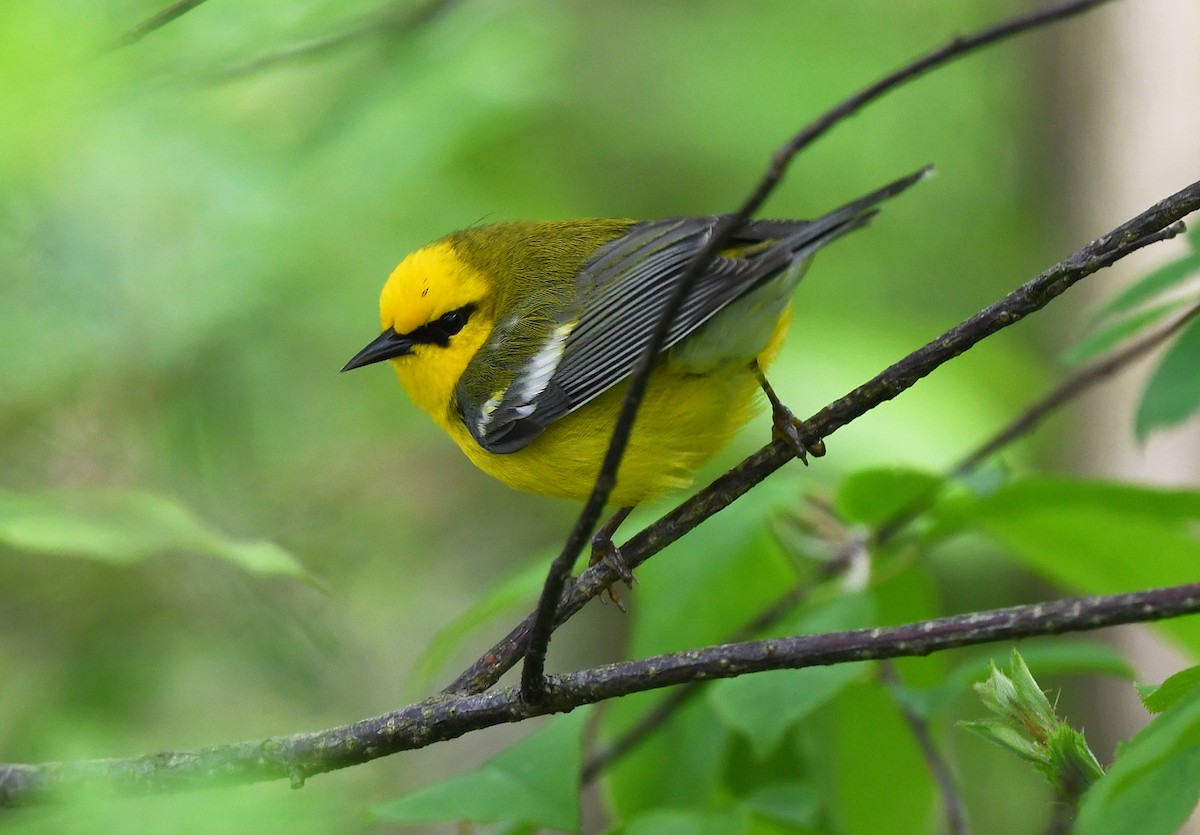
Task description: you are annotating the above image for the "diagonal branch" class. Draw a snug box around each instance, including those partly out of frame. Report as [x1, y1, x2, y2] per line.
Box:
[447, 185, 1197, 696]
[212, 0, 459, 81]
[112, 0, 211, 49]
[952, 299, 1200, 477]
[5, 582, 1200, 806]
[519, 0, 1123, 703]
[882, 661, 973, 835]
[871, 294, 1200, 544]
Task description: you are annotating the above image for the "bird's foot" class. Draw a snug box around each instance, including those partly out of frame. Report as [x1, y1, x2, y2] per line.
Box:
[751, 360, 826, 465]
[770, 403, 826, 466]
[590, 534, 636, 613]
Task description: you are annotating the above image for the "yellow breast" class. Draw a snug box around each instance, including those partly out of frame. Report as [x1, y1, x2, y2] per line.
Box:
[401, 308, 791, 507]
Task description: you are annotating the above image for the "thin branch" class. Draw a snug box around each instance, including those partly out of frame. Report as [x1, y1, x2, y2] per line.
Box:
[873, 288, 1200, 544]
[112, 0, 211, 49]
[953, 292, 1200, 476]
[519, 0, 1122, 703]
[5, 582, 1200, 806]
[212, 0, 459, 81]
[811, 220, 1189, 442]
[579, 685, 691, 786]
[881, 661, 972, 835]
[447, 182, 1198, 697]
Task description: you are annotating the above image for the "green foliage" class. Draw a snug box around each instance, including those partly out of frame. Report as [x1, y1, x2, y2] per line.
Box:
[1064, 231, 1200, 437]
[601, 494, 801, 822]
[826, 680, 935, 835]
[373, 708, 590, 831]
[1061, 299, 1190, 366]
[1138, 665, 1200, 715]
[1136, 316, 1200, 439]
[1075, 686, 1200, 835]
[1089, 232, 1200, 321]
[0, 488, 313, 582]
[409, 549, 551, 692]
[617, 808, 754, 835]
[900, 641, 1135, 720]
[834, 467, 944, 527]
[927, 477, 1200, 653]
[708, 594, 876, 759]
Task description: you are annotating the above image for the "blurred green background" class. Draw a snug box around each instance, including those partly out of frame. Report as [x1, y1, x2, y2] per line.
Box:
[1, 0, 1176, 832]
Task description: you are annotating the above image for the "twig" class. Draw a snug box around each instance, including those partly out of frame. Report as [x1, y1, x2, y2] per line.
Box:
[447, 183, 1197, 697]
[953, 292, 1200, 476]
[112, 0, 211, 49]
[873, 289, 1200, 544]
[881, 661, 973, 835]
[579, 685, 692, 786]
[5, 582, 1199, 806]
[519, 0, 1123, 703]
[212, 0, 459, 81]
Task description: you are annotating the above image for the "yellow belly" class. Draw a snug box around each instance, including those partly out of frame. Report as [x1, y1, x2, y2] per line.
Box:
[445, 363, 755, 505]
[442, 310, 792, 506]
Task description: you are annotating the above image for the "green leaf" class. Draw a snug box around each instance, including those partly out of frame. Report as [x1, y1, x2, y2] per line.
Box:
[1139, 665, 1200, 714]
[602, 688, 733, 820]
[1135, 316, 1200, 438]
[834, 467, 944, 527]
[618, 808, 751, 835]
[0, 488, 313, 582]
[1074, 686, 1200, 835]
[709, 662, 868, 761]
[927, 476, 1200, 654]
[740, 783, 821, 829]
[373, 708, 590, 831]
[708, 594, 876, 758]
[825, 680, 934, 835]
[1062, 299, 1188, 366]
[626, 489, 802, 657]
[1091, 236, 1200, 319]
[410, 551, 550, 692]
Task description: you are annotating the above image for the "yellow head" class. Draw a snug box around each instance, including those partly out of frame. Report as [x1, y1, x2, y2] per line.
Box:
[342, 241, 495, 424]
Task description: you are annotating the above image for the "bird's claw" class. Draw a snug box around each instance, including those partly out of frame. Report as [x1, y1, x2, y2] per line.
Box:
[771, 405, 826, 466]
[591, 536, 636, 612]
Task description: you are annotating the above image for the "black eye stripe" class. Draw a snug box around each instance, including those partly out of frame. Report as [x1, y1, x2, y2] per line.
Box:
[438, 308, 469, 336]
[406, 303, 475, 347]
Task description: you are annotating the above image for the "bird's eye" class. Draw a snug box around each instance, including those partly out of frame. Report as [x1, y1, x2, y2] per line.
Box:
[437, 307, 470, 337]
[410, 304, 475, 348]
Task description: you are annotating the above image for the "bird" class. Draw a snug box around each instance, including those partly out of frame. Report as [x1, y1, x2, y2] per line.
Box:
[343, 166, 928, 575]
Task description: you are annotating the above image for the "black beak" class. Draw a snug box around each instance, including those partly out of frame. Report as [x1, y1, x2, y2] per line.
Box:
[341, 329, 414, 372]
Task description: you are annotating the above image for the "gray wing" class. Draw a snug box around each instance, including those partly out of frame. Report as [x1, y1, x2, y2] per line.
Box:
[466, 166, 931, 454]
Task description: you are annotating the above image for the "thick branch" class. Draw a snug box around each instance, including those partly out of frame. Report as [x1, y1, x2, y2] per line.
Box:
[5, 583, 1199, 806]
